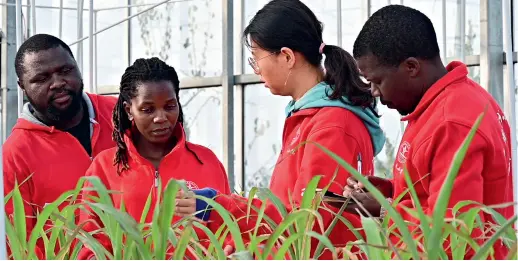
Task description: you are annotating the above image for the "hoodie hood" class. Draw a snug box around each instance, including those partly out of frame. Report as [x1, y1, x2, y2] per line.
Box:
[285, 82, 385, 155]
[17, 92, 97, 137]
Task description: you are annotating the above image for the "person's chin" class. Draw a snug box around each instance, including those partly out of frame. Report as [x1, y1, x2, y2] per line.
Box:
[50, 99, 82, 120]
[267, 86, 284, 96]
[148, 132, 173, 144]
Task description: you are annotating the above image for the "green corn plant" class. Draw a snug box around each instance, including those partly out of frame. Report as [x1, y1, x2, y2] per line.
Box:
[5, 173, 517, 260]
[5, 111, 517, 260]
[308, 110, 517, 260]
[4, 177, 89, 260]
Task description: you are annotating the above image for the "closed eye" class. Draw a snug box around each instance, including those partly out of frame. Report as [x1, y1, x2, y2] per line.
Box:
[165, 104, 177, 110]
[364, 76, 381, 85]
[141, 107, 154, 113]
[61, 67, 72, 74]
[32, 76, 48, 83]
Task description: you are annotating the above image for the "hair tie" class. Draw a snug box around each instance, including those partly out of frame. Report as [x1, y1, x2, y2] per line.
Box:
[319, 43, 326, 54]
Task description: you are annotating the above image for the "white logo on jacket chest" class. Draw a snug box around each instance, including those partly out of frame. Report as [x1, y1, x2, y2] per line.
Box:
[496, 112, 512, 176]
[497, 112, 508, 143]
[398, 142, 411, 164]
[185, 181, 199, 190]
[395, 141, 411, 175]
[289, 127, 302, 146]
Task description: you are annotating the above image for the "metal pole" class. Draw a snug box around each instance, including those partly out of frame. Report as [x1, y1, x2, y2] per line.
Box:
[68, 0, 174, 46]
[459, 0, 465, 61]
[94, 11, 98, 92]
[0, 1, 189, 12]
[235, 0, 244, 192]
[25, 1, 29, 36]
[58, 0, 63, 38]
[1, 2, 23, 257]
[0, 2, 88, 11]
[89, 0, 94, 94]
[442, 0, 447, 62]
[30, 0, 35, 35]
[126, 0, 132, 66]
[15, 0, 21, 43]
[15, 0, 23, 117]
[77, 0, 84, 73]
[93, 1, 188, 12]
[480, 0, 504, 105]
[222, 0, 235, 190]
[0, 28, 6, 261]
[337, 0, 342, 47]
[3, 0, 18, 142]
[502, 0, 517, 222]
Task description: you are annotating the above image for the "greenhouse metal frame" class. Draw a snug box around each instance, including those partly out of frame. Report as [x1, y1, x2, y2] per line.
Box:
[0, 0, 516, 258]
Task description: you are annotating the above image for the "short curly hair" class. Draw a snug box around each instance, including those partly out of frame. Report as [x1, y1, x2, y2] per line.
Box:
[15, 34, 74, 78]
[353, 5, 440, 66]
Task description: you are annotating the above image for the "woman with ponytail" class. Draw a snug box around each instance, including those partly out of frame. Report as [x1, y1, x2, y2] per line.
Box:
[77, 57, 231, 259]
[176, 0, 386, 259]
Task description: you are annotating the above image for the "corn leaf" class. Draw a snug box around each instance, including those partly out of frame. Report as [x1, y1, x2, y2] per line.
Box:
[427, 111, 485, 259]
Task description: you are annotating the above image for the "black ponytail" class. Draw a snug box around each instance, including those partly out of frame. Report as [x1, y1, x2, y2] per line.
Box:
[321, 44, 378, 114]
[243, 0, 378, 115]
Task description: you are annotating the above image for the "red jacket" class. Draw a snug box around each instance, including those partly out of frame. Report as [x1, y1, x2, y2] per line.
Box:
[78, 124, 231, 259]
[3, 92, 116, 257]
[392, 62, 514, 259]
[207, 107, 377, 259]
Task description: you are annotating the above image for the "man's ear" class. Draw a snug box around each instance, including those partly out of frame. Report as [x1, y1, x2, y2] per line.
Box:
[401, 57, 421, 78]
[18, 80, 24, 91]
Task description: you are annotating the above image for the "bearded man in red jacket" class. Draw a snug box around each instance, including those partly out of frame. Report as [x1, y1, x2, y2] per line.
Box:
[3, 34, 117, 257]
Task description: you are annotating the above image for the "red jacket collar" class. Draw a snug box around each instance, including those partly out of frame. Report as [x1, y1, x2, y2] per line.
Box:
[124, 123, 187, 164]
[402, 61, 468, 122]
[288, 108, 320, 118]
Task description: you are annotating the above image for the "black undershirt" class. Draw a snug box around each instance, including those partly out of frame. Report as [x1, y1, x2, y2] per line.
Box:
[65, 101, 92, 156]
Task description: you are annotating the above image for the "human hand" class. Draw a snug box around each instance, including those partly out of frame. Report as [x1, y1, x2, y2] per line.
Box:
[343, 176, 393, 198]
[344, 191, 383, 216]
[224, 245, 234, 256]
[343, 176, 393, 217]
[175, 190, 196, 217]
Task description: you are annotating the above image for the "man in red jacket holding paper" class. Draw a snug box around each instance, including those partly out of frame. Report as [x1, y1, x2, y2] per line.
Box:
[3, 34, 116, 258]
[343, 5, 515, 259]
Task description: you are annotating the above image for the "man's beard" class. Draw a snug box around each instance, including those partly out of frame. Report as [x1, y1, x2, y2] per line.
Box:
[27, 83, 84, 123]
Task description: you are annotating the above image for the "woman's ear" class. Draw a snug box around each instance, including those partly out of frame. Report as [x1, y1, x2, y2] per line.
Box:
[280, 47, 296, 69]
[123, 101, 133, 121]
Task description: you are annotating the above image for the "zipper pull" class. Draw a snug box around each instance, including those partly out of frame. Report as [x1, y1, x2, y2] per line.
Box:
[154, 170, 159, 188]
[357, 153, 362, 174]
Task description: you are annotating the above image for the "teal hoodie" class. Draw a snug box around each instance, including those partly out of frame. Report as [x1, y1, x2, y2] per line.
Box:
[285, 82, 385, 156]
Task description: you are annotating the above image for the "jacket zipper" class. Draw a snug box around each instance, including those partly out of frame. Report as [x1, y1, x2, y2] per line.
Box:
[152, 169, 160, 200]
[154, 170, 159, 188]
[357, 153, 362, 174]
